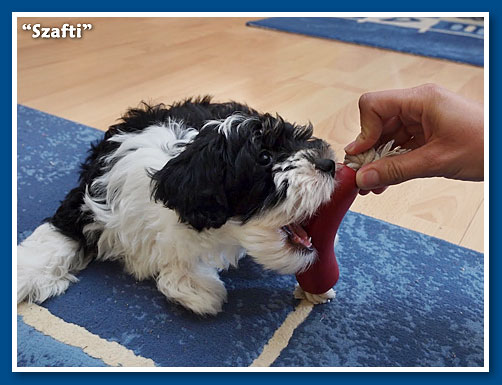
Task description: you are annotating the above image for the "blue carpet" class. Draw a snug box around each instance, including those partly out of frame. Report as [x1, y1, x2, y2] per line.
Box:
[247, 17, 484, 67]
[274, 212, 484, 367]
[17, 316, 107, 367]
[17, 105, 484, 367]
[17, 106, 104, 243]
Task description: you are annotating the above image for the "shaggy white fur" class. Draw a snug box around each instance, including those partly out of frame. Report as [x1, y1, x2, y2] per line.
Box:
[18, 118, 336, 315]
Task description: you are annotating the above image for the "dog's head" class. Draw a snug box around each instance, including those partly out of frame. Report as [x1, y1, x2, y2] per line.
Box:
[151, 113, 337, 274]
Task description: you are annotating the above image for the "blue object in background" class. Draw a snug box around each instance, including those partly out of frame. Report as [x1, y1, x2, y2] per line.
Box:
[247, 17, 484, 66]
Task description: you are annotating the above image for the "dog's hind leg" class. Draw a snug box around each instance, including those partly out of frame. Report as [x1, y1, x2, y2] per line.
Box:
[156, 260, 227, 316]
[17, 223, 89, 304]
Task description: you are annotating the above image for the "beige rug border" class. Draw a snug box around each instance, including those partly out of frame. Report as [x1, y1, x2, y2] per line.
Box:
[18, 298, 313, 368]
[17, 302, 155, 367]
[251, 299, 313, 367]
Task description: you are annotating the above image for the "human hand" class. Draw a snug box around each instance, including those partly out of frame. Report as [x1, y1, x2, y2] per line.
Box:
[345, 84, 484, 191]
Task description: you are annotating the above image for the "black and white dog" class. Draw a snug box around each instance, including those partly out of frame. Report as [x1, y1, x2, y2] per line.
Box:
[17, 97, 337, 315]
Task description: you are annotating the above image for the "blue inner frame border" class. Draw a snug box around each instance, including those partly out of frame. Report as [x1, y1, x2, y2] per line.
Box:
[6, 2, 498, 384]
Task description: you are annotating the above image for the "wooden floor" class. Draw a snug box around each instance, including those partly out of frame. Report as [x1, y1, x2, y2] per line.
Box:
[17, 17, 485, 252]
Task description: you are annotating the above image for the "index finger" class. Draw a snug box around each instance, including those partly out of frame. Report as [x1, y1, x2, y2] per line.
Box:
[348, 86, 424, 155]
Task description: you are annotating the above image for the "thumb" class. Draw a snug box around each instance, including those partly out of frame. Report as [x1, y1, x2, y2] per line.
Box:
[356, 146, 436, 189]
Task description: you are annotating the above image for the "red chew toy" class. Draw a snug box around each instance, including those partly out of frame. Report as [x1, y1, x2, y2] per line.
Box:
[295, 164, 359, 294]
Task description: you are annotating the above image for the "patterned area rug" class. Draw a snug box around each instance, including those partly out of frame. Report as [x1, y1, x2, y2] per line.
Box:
[247, 17, 484, 66]
[16, 105, 484, 367]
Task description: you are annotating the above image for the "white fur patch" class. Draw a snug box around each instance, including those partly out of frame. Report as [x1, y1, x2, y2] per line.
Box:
[17, 223, 87, 304]
[18, 118, 338, 315]
[271, 148, 337, 226]
[202, 114, 259, 138]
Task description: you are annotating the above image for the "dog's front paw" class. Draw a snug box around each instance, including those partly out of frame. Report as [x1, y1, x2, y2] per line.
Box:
[157, 267, 227, 316]
[176, 278, 227, 316]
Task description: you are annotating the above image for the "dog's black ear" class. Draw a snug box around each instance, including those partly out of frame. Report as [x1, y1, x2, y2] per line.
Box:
[150, 131, 230, 231]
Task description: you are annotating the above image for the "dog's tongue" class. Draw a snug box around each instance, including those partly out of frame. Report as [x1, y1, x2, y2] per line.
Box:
[283, 223, 312, 248]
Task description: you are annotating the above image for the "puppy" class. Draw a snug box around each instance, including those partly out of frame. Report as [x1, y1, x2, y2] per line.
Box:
[17, 97, 337, 315]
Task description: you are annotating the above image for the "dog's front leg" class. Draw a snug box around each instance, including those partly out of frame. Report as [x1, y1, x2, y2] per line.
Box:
[156, 260, 227, 316]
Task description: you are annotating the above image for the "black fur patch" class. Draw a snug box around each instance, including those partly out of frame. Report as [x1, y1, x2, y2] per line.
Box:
[50, 97, 332, 249]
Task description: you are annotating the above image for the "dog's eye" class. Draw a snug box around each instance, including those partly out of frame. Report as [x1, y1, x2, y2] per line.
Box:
[258, 150, 273, 166]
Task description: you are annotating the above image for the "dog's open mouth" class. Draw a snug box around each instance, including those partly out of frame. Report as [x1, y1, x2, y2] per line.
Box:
[281, 223, 314, 252]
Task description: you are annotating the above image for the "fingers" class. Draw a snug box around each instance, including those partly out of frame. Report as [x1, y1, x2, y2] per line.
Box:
[346, 85, 430, 155]
[345, 90, 407, 154]
[371, 187, 387, 194]
[356, 145, 437, 189]
[358, 187, 387, 196]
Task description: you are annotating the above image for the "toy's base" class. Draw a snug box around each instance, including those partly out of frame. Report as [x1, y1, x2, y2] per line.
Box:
[293, 285, 336, 304]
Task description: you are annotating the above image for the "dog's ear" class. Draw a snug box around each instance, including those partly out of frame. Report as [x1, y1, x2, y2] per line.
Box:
[150, 131, 230, 231]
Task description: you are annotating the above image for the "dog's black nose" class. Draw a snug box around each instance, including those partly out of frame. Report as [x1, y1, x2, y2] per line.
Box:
[314, 158, 336, 175]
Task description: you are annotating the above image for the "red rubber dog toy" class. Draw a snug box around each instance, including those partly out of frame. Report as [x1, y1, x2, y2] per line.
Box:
[296, 164, 359, 294]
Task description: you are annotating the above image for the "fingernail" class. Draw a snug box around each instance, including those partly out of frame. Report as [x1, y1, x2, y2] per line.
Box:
[359, 169, 380, 188]
[344, 141, 356, 153]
